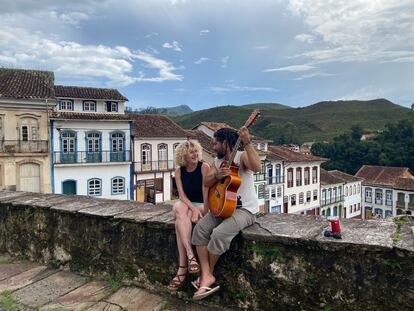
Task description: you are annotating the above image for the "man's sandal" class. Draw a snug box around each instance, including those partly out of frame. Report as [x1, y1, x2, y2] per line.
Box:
[188, 256, 200, 274]
[191, 277, 200, 289]
[167, 265, 187, 291]
[193, 285, 220, 300]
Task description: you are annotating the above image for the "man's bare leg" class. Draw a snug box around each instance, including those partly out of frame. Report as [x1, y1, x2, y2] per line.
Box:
[195, 246, 219, 296]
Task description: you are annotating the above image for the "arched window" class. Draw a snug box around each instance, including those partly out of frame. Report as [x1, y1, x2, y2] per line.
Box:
[312, 166, 318, 183]
[158, 144, 168, 170]
[141, 144, 151, 171]
[86, 132, 101, 163]
[111, 177, 125, 195]
[326, 208, 331, 216]
[111, 132, 125, 162]
[88, 178, 101, 196]
[275, 164, 281, 183]
[333, 206, 338, 216]
[345, 186, 348, 196]
[60, 131, 77, 163]
[353, 185, 356, 195]
[287, 168, 293, 188]
[304, 167, 310, 185]
[296, 167, 302, 186]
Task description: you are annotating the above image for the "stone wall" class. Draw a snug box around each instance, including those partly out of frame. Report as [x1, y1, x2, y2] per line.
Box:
[0, 190, 413, 311]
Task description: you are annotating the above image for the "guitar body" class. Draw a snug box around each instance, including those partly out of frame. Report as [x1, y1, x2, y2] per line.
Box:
[207, 109, 260, 218]
[208, 163, 242, 218]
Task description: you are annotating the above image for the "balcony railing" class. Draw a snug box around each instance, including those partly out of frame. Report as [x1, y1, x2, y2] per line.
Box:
[267, 176, 284, 184]
[134, 160, 175, 173]
[396, 200, 406, 209]
[54, 150, 131, 164]
[0, 140, 48, 153]
[254, 172, 266, 182]
[321, 195, 344, 207]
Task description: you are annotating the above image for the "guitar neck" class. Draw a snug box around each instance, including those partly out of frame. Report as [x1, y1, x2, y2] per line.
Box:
[226, 135, 242, 168]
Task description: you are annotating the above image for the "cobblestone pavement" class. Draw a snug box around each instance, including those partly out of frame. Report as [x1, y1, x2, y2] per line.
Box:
[0, 254, 226, 311]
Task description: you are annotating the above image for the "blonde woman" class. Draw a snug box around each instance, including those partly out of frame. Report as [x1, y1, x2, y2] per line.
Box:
[168, 140, 209, 291]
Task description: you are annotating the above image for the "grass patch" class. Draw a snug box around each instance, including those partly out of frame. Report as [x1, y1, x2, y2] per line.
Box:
[108, 276, 123, 293]
[383, 259, 402, 270]
[0, 291, 19, 311]
[249, 242, 282, 261]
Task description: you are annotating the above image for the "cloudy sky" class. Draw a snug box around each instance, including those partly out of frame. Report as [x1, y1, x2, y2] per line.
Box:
[1, 0, 413, 110]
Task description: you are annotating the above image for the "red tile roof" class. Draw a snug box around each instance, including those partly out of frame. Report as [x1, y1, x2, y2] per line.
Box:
[268, 145, 327, 162]
[193, 122, 230, 131]
[329, 170, 364, 183]
[394, 178, 414, 191]
[0, 68, 55, 99]
[320, 168, 344, 185]
[49, 111, 131, 121]
[193, 121, 271, 143]
[129, 114, 187, 138]
[355, 165, 414, 187]
[55, 85, 128, 101]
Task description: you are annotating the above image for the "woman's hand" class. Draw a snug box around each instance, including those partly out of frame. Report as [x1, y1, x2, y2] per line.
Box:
[191, 208, 202, 223]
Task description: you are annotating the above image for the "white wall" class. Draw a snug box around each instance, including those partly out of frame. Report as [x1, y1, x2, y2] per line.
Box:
[362, 185, 393, 219]
[54, 164, 130, 200]
[343, 181, 362, 218]
[265, 160, 284, 213]
[57, 98, 125, 114]
[284, 162, 322, 214]
[133, 137, 187, 164]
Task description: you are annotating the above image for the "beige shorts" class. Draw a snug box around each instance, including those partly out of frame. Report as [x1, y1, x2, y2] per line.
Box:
[191, 208, 256, 256]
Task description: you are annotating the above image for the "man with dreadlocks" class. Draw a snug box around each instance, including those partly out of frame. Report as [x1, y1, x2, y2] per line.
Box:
[191, 126, 261, 300]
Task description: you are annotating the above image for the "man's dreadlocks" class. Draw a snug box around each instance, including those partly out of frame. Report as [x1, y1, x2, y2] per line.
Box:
[214, 128, 239, 151]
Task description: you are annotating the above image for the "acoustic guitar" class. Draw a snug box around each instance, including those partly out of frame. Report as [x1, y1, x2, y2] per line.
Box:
[208, 110, 260, 218]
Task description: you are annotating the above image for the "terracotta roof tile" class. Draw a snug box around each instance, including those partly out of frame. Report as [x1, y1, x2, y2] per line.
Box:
[0, 68, 55, 99]
[355, 165, 414, 187]
[320, 168, 344, 185]
[394, 178, 414, 191]
[55, 85, 128, 101]
[329, 170, 364, 183]
[193, 121, 271, 143]
[49, 111, 131, 121]
[268, 145, 328, 162]
[185, 130, 215, 155]
[129, 114, 187, 138]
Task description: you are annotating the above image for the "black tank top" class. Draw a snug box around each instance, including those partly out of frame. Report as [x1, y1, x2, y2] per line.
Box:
[180, 161, 203, 203]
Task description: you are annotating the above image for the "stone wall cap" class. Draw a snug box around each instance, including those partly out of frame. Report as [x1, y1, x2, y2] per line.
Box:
[114, 204, 171, 223]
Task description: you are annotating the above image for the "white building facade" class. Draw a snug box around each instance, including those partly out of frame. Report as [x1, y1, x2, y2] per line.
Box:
[50, 86, 132, 200]
[356, 165, 414, 219]
[131, 114, 188, 204]
[264, 154, 284, 214]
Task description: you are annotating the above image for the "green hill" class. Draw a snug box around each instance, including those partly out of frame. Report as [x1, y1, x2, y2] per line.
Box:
[173, 99, 410, 144]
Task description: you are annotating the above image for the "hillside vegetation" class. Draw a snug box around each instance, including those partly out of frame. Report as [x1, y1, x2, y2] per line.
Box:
[173, 99, 410, 143]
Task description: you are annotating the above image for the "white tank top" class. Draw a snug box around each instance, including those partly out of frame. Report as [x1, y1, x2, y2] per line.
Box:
[214, 151, 259, 214]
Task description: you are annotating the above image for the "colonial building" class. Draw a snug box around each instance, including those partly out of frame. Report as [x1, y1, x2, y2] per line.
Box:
[319, 169, 344, 218]
[0, 68, 55, 193]
[329, 170, 363, 219]
[50, 86, 132, 200]
[130, 114, 187, 204]
[355, 165, 414, 218]
[264, 151, 284, 214]
[268, 146, 326, 215]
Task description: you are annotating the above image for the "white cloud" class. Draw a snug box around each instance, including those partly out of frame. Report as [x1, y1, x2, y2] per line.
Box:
[254, 45, 269, 49]
[169, 0, 186, 4]
[194, 57, 209, 65]
[336, 86, 388, 101]
[294, 33, 314, 44]
[0, 27, 182, 86]
[263, 64, 316, 72]
[210, 84, 278, 93]
[292, 72, 335, 81]
[145, 32, 159, 39]
[287, 0, 414, 64]
[221, 56, 229, 68]
[200, 29, 210, 36]
[162, 41, 182, 52]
